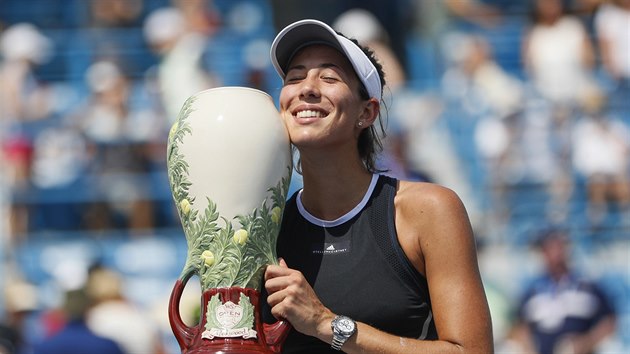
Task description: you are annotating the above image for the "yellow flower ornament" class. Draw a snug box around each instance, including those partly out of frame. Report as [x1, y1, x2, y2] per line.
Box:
[202, 250, 215, 267]
[271, 207, 282, 224]
[233, 229, 248, 245]
[169, 121, 179, 140]
[179, 199, 191, 215]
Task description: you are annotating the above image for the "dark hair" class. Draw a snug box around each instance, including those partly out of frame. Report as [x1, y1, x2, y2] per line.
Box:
[346, 35, 388, 174]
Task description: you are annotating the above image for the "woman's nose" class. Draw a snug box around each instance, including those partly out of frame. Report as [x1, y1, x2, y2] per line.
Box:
[299, 75, 320, 99]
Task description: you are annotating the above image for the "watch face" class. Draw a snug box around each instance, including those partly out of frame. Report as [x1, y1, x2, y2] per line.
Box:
[335, 316, 356, 336]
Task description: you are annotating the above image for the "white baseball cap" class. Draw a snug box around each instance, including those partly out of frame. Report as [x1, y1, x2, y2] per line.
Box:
[270, 19, 382, 101]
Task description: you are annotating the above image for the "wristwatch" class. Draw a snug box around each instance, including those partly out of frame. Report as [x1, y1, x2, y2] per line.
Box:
[331, 315, 357, 351]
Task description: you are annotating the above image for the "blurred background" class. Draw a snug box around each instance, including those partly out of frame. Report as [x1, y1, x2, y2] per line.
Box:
[0, 0, 628, 353]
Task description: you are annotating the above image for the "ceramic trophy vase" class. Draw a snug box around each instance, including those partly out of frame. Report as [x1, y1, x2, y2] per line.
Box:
[167, 87, 292, 353]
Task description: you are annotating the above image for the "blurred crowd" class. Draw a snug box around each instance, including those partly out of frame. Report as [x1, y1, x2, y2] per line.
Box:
[0, 0, 628, 353]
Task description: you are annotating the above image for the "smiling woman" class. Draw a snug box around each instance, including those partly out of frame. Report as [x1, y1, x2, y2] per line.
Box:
[277, 44, 375, 157]
[263, 19, 494, 354]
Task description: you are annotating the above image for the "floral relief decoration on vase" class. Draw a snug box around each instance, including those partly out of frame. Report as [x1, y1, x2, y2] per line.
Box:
[167, 94, 290, 338]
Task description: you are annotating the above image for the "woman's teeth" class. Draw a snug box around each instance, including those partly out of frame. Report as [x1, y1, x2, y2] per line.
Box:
[296, 110, 323, 118]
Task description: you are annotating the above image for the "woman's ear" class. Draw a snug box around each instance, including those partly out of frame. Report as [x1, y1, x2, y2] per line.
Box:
[359, 98, 380, 127]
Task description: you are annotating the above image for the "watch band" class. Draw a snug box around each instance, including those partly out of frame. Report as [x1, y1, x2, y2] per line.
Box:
[331, 336, 345, 351]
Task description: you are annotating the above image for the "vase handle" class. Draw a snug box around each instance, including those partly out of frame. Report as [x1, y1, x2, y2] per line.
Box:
[168, 269, 196, 350]
[264, 320, 292, 354]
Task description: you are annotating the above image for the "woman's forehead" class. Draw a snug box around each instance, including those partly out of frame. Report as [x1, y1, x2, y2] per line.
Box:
[288, 44, 355, 73]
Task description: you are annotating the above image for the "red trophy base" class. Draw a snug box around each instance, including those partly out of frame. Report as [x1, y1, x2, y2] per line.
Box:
[169, 278, 290, 354]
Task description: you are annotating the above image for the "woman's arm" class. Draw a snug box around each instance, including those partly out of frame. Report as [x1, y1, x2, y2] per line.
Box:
[392, 182, 494, 353]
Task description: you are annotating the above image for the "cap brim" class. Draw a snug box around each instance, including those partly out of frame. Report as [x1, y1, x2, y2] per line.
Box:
[271, 19, 343, 78]
[270, 19, 382, 101]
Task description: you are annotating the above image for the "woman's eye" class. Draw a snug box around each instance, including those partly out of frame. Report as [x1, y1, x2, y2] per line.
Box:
[285, 76, 303, 83]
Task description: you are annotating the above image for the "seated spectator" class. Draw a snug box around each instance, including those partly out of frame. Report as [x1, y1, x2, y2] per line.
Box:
[510, 227, 617, 354]
[440, 33, 524, 225]
[572, 91, 630, 225]
[594, 0, 630, 114]
[65, 60, 160, 231]
[85, 265, 166, 354]
[143, 6, 220, 124]
[522, 0, 598, 109]
[442, 32, 525, 119]
[30, 126, 88, 191]
[0, 22, 55, 123]
[0, 23, 56, 236]
[33, 288, 125, 354]
[519, 0, 598, 220]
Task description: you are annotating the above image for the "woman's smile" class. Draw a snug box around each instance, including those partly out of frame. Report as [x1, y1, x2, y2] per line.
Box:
[296, 109, 325, 119]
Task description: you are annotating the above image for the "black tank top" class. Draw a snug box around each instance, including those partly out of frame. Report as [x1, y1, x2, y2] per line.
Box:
[272, 174, 437, 353]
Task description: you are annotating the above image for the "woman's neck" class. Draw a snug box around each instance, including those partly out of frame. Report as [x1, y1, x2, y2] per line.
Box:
[298, 156, 374, 221]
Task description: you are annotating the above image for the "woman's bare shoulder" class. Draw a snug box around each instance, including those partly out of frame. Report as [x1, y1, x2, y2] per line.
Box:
[396, 181, 465, 213]
[395, 180, 472, 240]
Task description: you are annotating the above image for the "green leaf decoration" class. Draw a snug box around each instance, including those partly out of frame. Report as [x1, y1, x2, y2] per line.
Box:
[235, 293, 255, 329]
[205, 294, 222, 331]
[167, 92, 292, 290]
